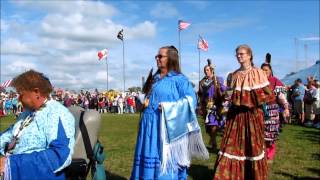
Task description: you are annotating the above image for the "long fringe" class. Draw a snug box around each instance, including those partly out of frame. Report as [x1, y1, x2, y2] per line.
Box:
[160, 135, 190, 175]
[188, 131, 209, 159]
[160, 130, 209, 175]
[160, 96, 209, 175]
[4, 157, 11, 180]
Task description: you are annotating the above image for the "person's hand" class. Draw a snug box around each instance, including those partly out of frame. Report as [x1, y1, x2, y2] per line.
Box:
[283, 109, 290, 118]
[207, 101, 213, 109]
[0, 156, 7, 175]
[158, 103, 162, 112]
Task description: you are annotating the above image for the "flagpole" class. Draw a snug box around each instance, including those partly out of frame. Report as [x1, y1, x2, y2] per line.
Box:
[198, 46, 201, 83]
[178, 28, 181, 69]
[198, 35, 201, 83]
[0, 56, 1, 86]
[122, 39, 125, 93]
[106, 58, 109, 91]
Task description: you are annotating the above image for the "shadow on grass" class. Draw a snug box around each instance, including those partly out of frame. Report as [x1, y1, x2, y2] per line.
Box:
[311, 153, 320, 161]
[275, 171, 320, 180]
[188, 164, 213, 180]
[106, 170, 127, 180]
[295, 128, 320, 144]
[307, 167, 320, 176]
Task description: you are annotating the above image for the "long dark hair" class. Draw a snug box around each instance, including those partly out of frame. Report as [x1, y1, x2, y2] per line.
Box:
[159, 45, 181, 73]
[143, 45, 181, 96]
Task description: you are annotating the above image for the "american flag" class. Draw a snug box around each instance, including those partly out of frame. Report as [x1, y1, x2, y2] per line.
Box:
[178, 20, 191, 30]
[0, 79, 12, 88]
[198, 36, 209, 51]
[98, 49, 108, 60]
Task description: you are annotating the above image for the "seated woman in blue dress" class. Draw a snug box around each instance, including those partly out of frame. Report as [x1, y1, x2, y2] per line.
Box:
[131, 46, 208, 180]
[0, 70, 75, 179]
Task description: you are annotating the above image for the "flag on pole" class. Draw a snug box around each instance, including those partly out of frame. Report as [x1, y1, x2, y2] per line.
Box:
[178, 20, 191, 30]
[0, 79, 12, 88]
[198, 36, 209, 51]
[117, 29, 124, 41]
[98, 49, 108, 60]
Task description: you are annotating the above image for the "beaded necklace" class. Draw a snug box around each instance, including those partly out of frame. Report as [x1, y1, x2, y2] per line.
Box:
[5, 99, 48, 155]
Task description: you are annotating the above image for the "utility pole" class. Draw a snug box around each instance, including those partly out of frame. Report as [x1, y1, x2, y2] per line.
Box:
[304, 43, 308, 67]
[294, 37, 299, 72]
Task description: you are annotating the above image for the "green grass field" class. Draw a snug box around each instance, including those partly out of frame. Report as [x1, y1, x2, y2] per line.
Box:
[1, 113, 319, 180]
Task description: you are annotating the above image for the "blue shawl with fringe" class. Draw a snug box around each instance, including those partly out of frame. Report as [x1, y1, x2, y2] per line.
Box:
[160, 95, 209, 174]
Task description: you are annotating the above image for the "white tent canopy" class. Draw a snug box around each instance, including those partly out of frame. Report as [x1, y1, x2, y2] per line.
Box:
[281, 60, 320, 85]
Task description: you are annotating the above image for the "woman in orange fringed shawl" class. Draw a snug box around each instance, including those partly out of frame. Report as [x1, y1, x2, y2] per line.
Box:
[213, 45, 274, 180]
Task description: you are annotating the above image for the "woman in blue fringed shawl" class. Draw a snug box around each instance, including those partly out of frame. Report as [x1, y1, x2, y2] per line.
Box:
[131, 46, 208, 180]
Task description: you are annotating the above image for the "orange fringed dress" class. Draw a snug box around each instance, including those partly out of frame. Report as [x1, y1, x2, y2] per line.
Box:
[213, 67, 275, 180]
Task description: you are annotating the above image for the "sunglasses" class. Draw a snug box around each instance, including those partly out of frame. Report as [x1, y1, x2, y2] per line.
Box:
[235, 53, 248, 56]
[155, 54, 168, 60]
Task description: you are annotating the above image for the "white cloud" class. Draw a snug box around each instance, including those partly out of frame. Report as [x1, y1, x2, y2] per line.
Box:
[299, 37, 320, 41]
[4, 60, 37, 77]
[1, 1, 317, 92]
[14, 1, 118, 18]
[40, 13, 118, 42]
[52, 73, 87, 89]
[0, 20, 9, 31]
[150, 2, 179, 18]
[1, 39, 42, 56]
[0, 18, 39, 39]
[186, 1, 210, 10]
[56, 50, 100, 65]
[1, 1, 159, 91]
[127, 21, 157, 39]
[39, 13, 156, 50]
[96, 71, 114, 82]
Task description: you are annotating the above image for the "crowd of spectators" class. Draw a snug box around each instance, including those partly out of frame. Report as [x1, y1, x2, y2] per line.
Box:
[1, 76, 319, 129]
[50, 89, 143, 115]
[287, 77, 320, 128]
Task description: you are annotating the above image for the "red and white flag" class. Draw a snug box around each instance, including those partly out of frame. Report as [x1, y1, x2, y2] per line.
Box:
[0, 79, 12, 88]
[178, 20, 191, 30]
[198, 36, 209, 51]
[98, 49, 108, 60]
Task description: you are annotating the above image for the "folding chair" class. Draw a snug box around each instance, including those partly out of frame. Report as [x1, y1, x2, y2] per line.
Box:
[65, 106, 106, 180]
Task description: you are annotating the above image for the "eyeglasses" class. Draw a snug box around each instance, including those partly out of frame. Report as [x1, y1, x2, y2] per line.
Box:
[155, 54, 167, 60]
[235, 53, 248, 56]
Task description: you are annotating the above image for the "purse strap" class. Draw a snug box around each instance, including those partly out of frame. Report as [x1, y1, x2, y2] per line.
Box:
[79, 110, 95, 176]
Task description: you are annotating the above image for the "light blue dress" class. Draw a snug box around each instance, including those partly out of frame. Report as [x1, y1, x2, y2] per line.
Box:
[131, 71, 197, 180]
[0, 100, 75, 180]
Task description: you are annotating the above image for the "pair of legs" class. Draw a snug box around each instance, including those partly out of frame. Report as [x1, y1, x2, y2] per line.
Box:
[294, 100, 304, 124]
[266, 142, 276, 162]
[118, 104, 124, 114]
[207, 125, 218, 151]
[298, 112, 305, 124]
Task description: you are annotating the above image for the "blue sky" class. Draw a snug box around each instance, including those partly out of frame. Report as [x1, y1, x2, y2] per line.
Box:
[1, 0, 319, 91]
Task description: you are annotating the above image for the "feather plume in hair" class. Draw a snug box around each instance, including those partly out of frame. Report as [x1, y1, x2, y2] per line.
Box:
[265, 53, 271, 64]
[207, 58, 212, 66]
[207, 58, 215, 69]
[142, 68, 153, 95]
